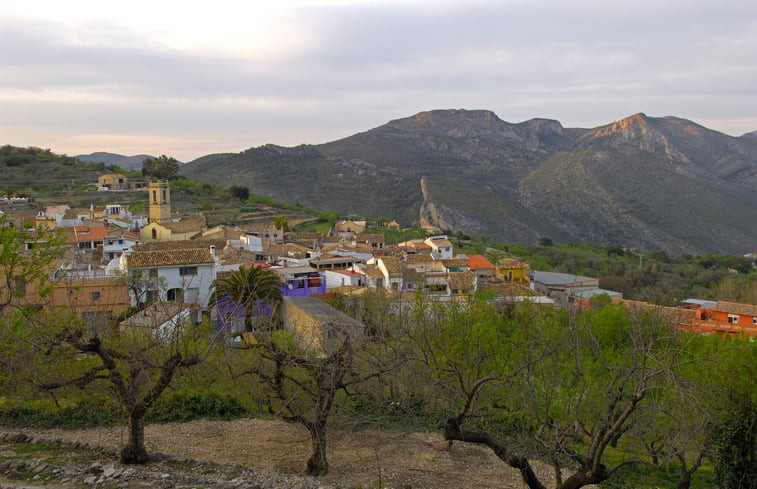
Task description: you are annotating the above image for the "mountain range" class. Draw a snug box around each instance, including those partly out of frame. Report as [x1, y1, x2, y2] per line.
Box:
[76, 152, 156, 171]
[180, 110, 757, 255]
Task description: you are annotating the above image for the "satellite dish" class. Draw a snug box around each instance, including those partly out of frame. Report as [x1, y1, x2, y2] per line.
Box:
[287, 283, 294, 290]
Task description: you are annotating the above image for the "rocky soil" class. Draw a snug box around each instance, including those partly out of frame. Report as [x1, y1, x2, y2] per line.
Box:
[0, 419, 589, 489]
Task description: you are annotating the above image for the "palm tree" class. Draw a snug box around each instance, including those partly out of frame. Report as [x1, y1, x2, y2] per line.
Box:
[211, 265, 283, 332]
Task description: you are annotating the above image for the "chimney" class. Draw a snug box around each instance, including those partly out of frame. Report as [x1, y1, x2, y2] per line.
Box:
[210, 245, 216, 260]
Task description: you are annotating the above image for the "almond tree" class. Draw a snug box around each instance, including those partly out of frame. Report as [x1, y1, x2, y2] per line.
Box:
[414, 298, 702, 489]
[235, 328, 356, 475]
[231, 296, 396, 476]
[35, 301, 214, 464]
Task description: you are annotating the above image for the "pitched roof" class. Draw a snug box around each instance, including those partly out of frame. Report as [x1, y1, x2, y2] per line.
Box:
[127, 248, 214, 267]
[712, 301, 757, 316]
[479, 282, 539, 298]
[133, 239, 226, 252]
[405, 253, 435, 264]
[73, 226, 107, 243]
[264, 242, 310, 259]
[362, 264, 384, 279]
[64, 208, 91, 219]
[121, 301, 191, 328]
[617, 300, 697, 326]
[355, 233, 385, 243]
[158, 215, 206, 233]
[442, 259, 468, 269]
[379, 256, 401, 276]
[497, 257, 529, 269]
[448, 271, 476, 292]
[427, 238, 452, 249]
[465, 254, 495, 270]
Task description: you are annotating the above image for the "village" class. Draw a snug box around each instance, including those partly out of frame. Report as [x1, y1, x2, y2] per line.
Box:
[1, 174, 756, 344]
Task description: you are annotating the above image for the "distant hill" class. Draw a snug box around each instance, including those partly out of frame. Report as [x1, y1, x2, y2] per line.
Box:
[76, 152, 156, 171]
[181, 110, 757, 255]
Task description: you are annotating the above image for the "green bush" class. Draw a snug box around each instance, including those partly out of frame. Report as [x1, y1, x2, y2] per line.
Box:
[0, 398, 122, 428]
[145, 393, 248, 422]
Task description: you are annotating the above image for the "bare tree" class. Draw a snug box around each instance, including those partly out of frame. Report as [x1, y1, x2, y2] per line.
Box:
[231, 295, 398, 476]
[238, 329, 353, 475]
[35, 300, 214, 464]
[412, 298, 702, 489]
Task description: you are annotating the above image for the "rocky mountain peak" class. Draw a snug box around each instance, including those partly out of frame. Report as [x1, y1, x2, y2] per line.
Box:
[391, 109, 504, 134]
[520, 118, 565, 137]
[590, 112, 652, 139]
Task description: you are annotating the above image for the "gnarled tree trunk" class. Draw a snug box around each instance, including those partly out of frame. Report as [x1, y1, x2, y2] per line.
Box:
[121, 410, 149, 464]
[306, 422, 328, 476]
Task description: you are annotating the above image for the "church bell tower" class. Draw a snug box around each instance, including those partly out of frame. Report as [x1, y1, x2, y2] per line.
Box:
[148, 181, 171, 223]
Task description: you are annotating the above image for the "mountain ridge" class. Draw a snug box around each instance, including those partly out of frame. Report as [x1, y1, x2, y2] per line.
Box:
[76, 152, 157, 171]
[180, 110, 757, 254]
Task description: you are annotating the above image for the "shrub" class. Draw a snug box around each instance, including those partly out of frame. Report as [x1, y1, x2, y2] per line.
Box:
[146, 393, 248, 422]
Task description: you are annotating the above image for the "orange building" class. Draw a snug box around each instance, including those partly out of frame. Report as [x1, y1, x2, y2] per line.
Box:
[690, 301, 757, 338]
[1, 261, 130, 327]
[617, 299, 757, 339]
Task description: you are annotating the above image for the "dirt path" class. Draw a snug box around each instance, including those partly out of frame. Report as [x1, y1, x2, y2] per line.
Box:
[21, 418, 581, 489]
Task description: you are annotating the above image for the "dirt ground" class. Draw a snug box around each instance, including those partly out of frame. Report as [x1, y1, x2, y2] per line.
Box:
[20, 418, 586, 489]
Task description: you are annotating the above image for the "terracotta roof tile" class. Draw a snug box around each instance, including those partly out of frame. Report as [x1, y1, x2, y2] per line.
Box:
[405, 254, 435, 263]
[712, 301, 757, 316]
[465, 254, 495, 270]
[159, 215, 206, 233]
[442, 259, 468, 269]
[355, 233, 385, 243]
[448, 271, 476, 292]
[479, 282, 538, 297]
[73, 226, 107, 242]
[362, 264, 384, 279]
[379, 256, 401, 276]
[134, 239, 226, 252]
[497, 257, 529, 269]
[127, 248, 214, 267]
[617, 300, 697, 325]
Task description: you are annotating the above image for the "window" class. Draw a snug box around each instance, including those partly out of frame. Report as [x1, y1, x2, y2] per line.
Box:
[167, 288, 184, 302]
[152, 190, 157, 203]
[151, 229, 157, 239]
[727, 314, 739, 324]
[753, 317, 757, 325]
[179, 266, 197, 276]
[14, 277, 26, 295]
[90, 291, 101, 301]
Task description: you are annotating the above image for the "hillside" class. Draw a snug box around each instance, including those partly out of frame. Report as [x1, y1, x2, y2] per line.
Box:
[178, 109, 757, 254]
[76, 152, 156, 171]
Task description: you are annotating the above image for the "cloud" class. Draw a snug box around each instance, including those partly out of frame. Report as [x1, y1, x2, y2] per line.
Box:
[1, 0, 756, 160]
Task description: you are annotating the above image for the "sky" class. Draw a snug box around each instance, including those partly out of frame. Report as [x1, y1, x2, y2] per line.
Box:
[1, 0, 756, 162]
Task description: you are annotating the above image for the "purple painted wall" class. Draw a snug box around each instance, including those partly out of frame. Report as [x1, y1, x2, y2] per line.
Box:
[279, 273, 326, 297]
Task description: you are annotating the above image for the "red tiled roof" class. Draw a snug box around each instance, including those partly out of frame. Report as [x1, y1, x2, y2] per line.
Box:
[466, 254, 495, 270]
[73, 226, 107, 242]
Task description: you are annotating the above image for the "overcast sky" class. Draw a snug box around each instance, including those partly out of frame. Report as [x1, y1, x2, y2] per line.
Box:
[2, 0, 756, 162]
